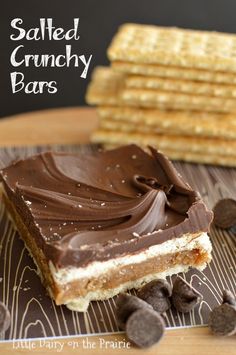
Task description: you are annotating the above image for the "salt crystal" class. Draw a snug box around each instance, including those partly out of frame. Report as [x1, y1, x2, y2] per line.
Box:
[132, 232, 139, 237]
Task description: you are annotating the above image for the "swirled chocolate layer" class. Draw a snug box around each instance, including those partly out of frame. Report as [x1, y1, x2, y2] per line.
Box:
[0, 145, 213, 268]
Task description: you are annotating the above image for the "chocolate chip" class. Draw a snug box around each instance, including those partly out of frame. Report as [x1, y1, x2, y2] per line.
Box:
[208, 303, 236, 336]
[137, 279, 172, 313]
[116, 293, 152, 330]
[126, 308, 165, 348]
[222, 289, 236, 307]
[172, 277, 202, 313]
[0, 302, 11, 333]
[213, 198, 236, 229]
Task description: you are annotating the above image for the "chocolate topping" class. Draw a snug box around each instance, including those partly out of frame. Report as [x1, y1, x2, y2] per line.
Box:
[0, 145, 213, 268]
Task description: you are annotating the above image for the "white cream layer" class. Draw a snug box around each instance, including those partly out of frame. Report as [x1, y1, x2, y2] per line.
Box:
[50, 232, 212, 285]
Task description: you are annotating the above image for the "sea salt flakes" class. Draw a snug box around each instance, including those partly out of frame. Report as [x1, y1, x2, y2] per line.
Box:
[132, 232, 139, 237]
[53, 232, 61, 239]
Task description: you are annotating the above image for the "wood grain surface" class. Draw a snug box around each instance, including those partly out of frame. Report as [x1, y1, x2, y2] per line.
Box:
[0, 107, 99, 146]
[0, 106, 235, 355]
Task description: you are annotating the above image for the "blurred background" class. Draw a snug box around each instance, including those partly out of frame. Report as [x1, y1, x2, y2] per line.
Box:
[1, 0, 236, 118]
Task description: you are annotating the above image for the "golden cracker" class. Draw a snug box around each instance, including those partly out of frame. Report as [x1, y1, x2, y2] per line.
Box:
[91, 129, 236, 157]
[98, 109, 236, 140]
[112, 61, 236, 85]
[125, 75, 236, 98]
[121, 88, 236, 113]
[108, 24, 236, 73]
[86, 66, 123, 105]
[87, 67, 236, 113]
[92, 131, 236, 167]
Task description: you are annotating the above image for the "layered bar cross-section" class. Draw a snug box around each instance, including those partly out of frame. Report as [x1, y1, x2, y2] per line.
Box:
[0, 145, 213, 311]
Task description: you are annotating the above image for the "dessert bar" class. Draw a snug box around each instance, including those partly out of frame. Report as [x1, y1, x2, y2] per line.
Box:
[0, 145, 213, 311]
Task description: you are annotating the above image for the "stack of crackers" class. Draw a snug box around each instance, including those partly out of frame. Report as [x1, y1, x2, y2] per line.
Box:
[86, 24, 236, 167]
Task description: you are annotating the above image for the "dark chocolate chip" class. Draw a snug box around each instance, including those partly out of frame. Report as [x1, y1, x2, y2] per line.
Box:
[116, 293, 152, 330]
[126, 308, 165, 348]
[0, 302, 11, 333]
[213, 198, 236, 229]
[208, 303, 236, 336]
[137, 279, 172, 313]
[222, 289, 236, 307]
[172, 277, 202, 313]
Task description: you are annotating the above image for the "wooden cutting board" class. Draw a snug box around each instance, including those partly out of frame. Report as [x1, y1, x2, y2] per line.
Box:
[0, 106, 235, 355]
